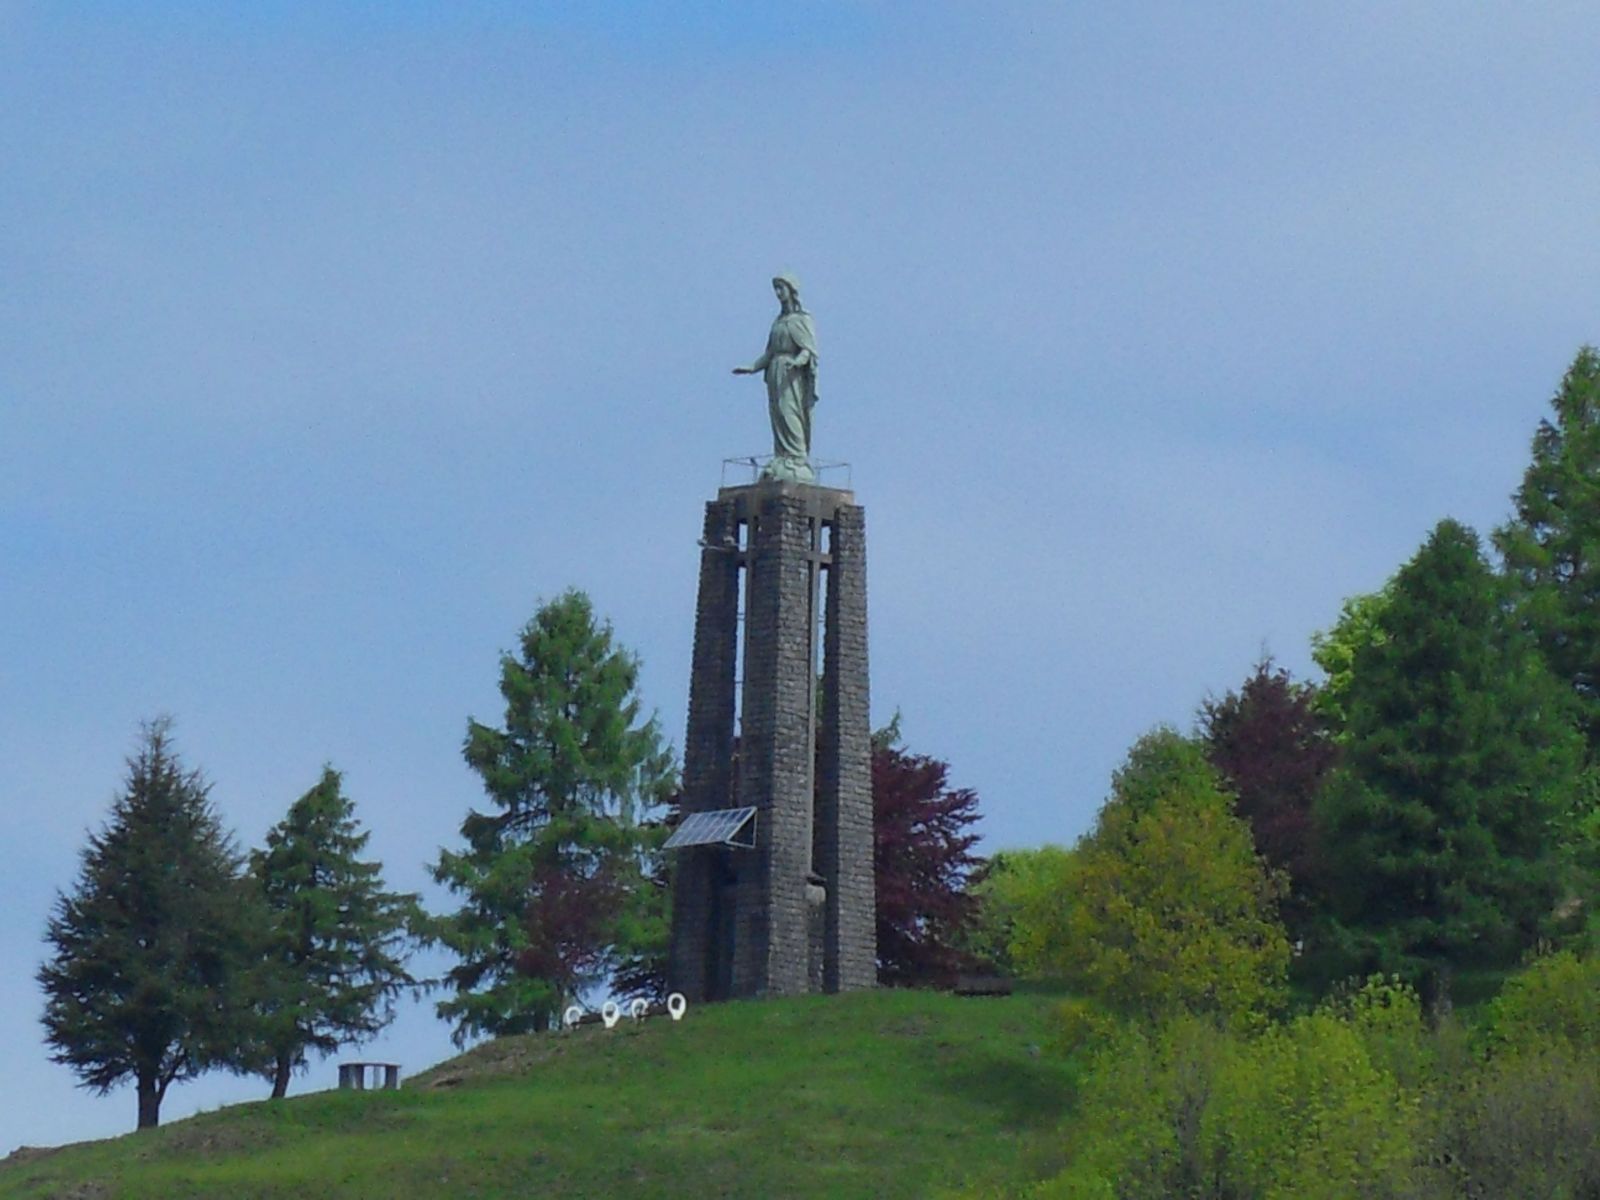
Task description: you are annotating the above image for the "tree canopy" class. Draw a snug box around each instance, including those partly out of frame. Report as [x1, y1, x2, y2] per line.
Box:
[427, 591, 675, 1043]
[250, 767, 418, 1098]
[1018, 728, 1290, 1025]
[1495, 346, 1600, 750]
[38, 720, 255, 1129]
[872, 737, 984, 986]
[1316, 519, 1582, 996]
[1200, 658, 1338, 939]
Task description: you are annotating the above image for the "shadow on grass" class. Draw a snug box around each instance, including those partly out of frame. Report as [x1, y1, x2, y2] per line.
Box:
[938, 1051, 1075, 1132]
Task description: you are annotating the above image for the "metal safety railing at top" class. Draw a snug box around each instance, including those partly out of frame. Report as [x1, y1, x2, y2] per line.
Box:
[720, 456, 852, 490]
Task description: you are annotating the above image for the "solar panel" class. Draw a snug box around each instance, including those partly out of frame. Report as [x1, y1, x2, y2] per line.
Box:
[663, 806, 757, 850]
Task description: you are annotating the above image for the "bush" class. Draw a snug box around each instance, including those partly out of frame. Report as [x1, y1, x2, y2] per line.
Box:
[1423, 1048, 1600, 1199]
[1415, 951, 1600, 1198]
[1205, 1011, 1421, 1200]
[1034, 978, 1431, 1199]
[1476, 950, 1600, 1059]
[963, 845, 1076, 978]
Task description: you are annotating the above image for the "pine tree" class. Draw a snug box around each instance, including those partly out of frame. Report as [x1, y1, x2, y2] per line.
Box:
[872, 738, 984, 986]
[38, 720, 254, 1130]
[250, 767, 418, 1098]
[1199, 658, 1338, 939]
[1317, 520, 1582, 1000]
[427, 591, 675, 1043]
[1495, 347, 1600, 749]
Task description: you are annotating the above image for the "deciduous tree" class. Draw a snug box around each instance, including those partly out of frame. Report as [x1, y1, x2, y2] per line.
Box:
[872, 737, 984, 986]
[1199, 658, 1338, 937]
[1024, 728, 1289, 1024]
[1310, 588, 1392, 732]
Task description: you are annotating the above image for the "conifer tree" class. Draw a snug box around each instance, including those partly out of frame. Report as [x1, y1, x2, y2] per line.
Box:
[250, 767, 418, 1098]
[427, 591, 675, 1043]
[38, 720, 254, 1130]
[1494, 348, 1600, 922]
[1317, 520, 1581, 999]
[1495, 347, 1600, 749]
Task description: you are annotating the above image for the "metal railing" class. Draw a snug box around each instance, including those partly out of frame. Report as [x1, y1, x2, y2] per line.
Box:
[719, 456, 852, 489]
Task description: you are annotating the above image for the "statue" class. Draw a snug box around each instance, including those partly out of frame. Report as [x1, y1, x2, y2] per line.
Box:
[732, 273, 819, 484]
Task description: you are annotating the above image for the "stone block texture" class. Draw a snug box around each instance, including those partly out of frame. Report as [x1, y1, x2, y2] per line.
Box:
[669, 481, 875, 1001]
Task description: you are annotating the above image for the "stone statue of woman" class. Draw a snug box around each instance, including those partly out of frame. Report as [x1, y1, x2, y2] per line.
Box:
[732, 273, 819, 484]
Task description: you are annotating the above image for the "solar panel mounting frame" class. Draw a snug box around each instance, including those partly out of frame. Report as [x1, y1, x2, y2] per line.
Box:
[663, 806, 758, 850]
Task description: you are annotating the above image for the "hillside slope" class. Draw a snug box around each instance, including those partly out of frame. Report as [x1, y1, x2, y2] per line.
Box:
[0, 988, 1070, 1199]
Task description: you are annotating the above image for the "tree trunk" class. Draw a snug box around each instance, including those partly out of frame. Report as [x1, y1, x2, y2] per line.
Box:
[136, 1073, 161, 1130]
[1424, 960, 1454, 1027]
[270, 1054, 293, 1100]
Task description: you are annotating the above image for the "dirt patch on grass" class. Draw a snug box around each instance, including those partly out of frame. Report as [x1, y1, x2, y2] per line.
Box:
[409, 1032, 581, 1090]
[154, 1119, 281, 1160]
[0, 1148, 112, 1200]
[881, 1015, 933, 1037]
[3, 1146, 62, 1169]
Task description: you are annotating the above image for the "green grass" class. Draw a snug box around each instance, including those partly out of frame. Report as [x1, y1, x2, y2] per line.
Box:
[0, 988, 1073, 1199]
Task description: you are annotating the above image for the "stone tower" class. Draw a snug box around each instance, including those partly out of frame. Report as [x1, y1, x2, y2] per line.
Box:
[666, 478, 875, 1000]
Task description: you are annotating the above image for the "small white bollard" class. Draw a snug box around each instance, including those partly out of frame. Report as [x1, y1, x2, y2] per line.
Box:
[667, 992, 688, 1021]
[629, 998, 648, 1021]
[564, 1005, 584, 1030]
[601, 1000, 622, 1029]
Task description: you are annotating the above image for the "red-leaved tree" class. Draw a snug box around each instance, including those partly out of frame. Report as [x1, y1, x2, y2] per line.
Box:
[873, 739, 985, 986]
[1199, 658, 1338, 937]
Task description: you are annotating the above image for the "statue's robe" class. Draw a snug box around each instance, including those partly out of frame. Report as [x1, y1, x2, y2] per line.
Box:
[756, 308, 819, 482]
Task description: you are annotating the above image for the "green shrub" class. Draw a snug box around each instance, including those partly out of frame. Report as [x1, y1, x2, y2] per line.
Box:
[1205, 1011, 1421, 1200]
[1476, 950, 1600, 1059]
[1423, 1047, 1600, 1199]
[1411, 952, 1600, 1199]
[1036, 979, 1429, 1199]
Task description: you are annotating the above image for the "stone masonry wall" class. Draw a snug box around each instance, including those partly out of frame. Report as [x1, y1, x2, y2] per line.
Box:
[670, 482, 875, 1000]
[820, 503, 876, 990]
[733, 490, 815, 996]
[668, 499, 739, 1002]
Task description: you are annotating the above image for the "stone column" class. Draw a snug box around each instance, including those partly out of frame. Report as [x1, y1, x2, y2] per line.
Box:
[817, 502, 876, 990]
[669, 499, 739, 1002]
[669, 479, 876, 1000]
[733, 489, 815, 996]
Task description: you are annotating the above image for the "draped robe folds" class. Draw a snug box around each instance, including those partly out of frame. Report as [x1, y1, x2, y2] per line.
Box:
[753, 309, 819, 483]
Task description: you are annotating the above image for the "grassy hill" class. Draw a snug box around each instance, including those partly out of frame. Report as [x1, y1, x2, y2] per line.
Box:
[0, 988, 1071, 1199]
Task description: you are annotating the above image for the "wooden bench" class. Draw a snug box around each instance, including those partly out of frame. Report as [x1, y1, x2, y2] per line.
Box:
[952, 974, 1014, 997]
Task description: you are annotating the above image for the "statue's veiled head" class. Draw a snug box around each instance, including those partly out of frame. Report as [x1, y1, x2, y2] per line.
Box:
[772, 273, 803, 313]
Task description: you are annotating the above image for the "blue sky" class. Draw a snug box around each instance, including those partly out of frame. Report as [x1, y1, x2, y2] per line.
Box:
[3, 1, 1598, 1150]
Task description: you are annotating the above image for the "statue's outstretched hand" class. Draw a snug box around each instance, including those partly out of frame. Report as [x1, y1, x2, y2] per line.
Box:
[732, 366, 756, 375]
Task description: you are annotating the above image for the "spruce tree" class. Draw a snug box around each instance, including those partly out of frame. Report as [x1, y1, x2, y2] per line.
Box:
[427, 591, 675, 1043]
[38, 720, 253, 1130]
[250, 767, 418, 1098]
[1495, 347, 1600, 749]
[1317, 520, 1581, 999]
